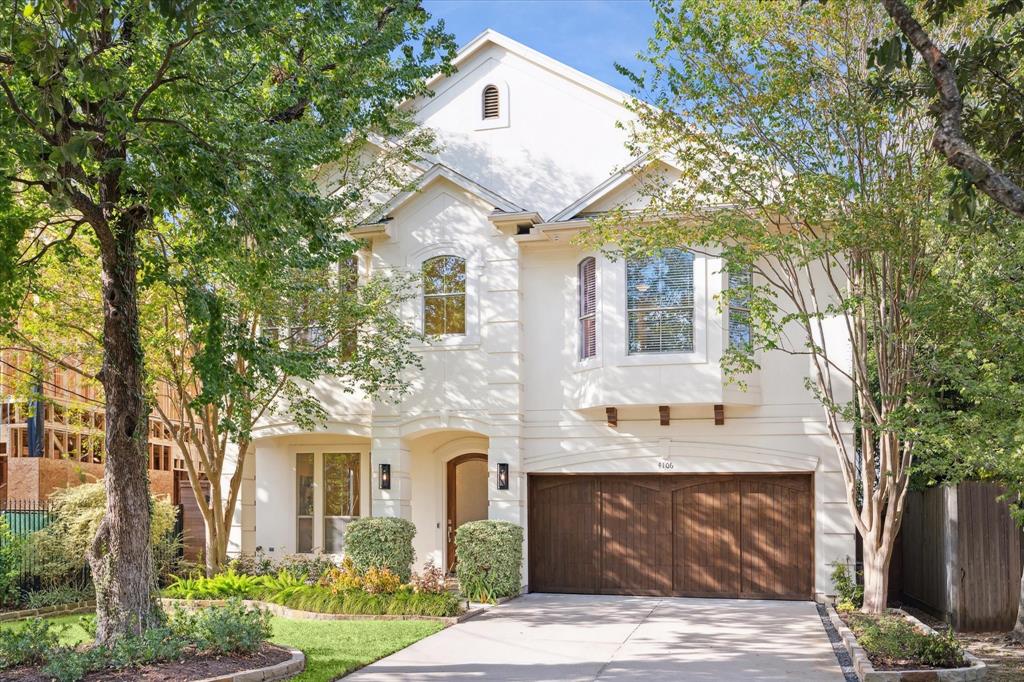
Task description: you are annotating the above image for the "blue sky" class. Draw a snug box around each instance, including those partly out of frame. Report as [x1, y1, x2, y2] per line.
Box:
[422, 0, 656, 95]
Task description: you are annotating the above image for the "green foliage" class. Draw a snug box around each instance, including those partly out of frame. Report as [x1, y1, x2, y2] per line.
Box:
[455, 521, 523, 602]
[846, 613, 965, 668]
[163, 568, 264, 600]
[411, 559, 447, 595]
[830, 560, 864, 611]
[268, 584, 460, 618]
[169, 599, 271, 656]
[0, 516, 22, 605]
[0, 617, 60, 668]
[25, 482, 177, 589]
[23, 585, 93, 609]
[344, 517, 417, 582]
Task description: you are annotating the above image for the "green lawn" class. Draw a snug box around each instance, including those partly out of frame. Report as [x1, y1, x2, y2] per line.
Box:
[0, 613, 443, 682]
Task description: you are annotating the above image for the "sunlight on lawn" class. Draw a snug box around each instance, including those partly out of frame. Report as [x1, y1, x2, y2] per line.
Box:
[1, 612, 443, 682]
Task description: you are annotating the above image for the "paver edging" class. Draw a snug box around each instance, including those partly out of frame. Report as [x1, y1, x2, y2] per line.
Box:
[825, 603, 987, 681]
[161, 598, 481, 626]
[193, 647, 304, 682]
[0, 601, 96, 622]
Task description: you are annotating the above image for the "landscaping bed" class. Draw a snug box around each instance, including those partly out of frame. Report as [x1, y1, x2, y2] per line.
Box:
[0, 642, 296, 681]
[827, 604, 986, 680]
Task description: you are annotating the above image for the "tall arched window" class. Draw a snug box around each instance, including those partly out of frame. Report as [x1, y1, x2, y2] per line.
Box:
[482, 85, 500, 119]
[578, 257, 597, 359]
[626, 248, 694, 354]
[422, 255, 467, 335]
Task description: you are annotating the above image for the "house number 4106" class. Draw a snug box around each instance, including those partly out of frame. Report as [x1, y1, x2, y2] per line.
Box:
[657, 459, 675, 470]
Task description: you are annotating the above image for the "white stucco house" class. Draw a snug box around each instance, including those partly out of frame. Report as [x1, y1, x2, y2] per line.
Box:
[227, 29, 856, 601]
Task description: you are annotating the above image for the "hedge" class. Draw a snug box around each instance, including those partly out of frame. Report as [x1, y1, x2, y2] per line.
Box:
[344, 517, 416, 582]
[455, 520, 523, 602]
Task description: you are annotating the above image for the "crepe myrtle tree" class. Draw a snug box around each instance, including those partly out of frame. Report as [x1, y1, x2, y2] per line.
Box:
[585, 0, 953, 612]
[0, 0, 453, 642]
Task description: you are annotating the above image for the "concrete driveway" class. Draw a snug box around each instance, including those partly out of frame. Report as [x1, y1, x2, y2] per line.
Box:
[346, 593, 847, 681]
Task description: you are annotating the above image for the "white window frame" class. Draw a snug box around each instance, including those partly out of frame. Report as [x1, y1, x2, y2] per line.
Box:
[576, 256, 601, 366]
[409, 244, 481, 349]
[290, 445, 371, 556]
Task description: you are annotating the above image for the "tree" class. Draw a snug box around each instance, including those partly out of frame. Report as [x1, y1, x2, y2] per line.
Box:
[875, 0, 1024, 217]
[587, 0, 952, 612]
[0, 0, 453, 642]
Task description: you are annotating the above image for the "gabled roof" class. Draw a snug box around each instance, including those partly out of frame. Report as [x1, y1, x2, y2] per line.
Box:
[548, 153, 655, 223]
[419, 29, 635, 111]
[362, 163, 525, 226]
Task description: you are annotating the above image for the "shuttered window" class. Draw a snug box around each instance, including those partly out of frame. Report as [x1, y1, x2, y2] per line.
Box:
[626, 249, 694, 354]
[423, 255, 467, 335]
[482, 85, 500, 119]
[578, 257, 597, 360]
[728, 267, 752, 348]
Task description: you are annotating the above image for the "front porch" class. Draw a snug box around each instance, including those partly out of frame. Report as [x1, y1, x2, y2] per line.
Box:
[245, 426, 525, 574]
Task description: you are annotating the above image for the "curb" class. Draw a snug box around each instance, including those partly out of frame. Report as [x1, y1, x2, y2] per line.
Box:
[825, 604, 987, 681]
[0, 601, 96, 622]
[161, 598, 478, 626]
[193, 647, 304, 682]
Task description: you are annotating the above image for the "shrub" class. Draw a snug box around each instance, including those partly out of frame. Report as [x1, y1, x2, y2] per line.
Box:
[830, 560, 863, 610]
[0, 617, 60, 668]
[344, 517, 416, 582]
[163, 568, 263, 600]
[266, 583, 461, 617]
[319, 557, 363, 594]
[0, 516, 22, 605]
[411, 559, 446, 594]
[362, 566, 402, 594]
[229, 549, 277, 577]
[277, 553, 336, 582]
[23, 585, 93, 609]
[455, 520, 523, 602]
[847, 613, 965, 669]
[170, 599, 271, 655]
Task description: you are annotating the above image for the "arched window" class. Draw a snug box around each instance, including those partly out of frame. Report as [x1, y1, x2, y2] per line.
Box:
[626, 249, 694, 354]
[482, 85, 500, 120]
[422, 255, 467, 335]
[578, 257, 597, 359]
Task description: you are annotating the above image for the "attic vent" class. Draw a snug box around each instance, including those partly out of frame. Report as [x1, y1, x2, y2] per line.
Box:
[482, 85, 500, 120]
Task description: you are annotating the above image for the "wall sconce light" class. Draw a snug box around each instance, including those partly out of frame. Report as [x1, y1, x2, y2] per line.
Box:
[497, 462, 510, 490]
[379, 463, 391, 490]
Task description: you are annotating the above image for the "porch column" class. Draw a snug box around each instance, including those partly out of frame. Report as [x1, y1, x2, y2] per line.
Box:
[370, 429, 412, 520]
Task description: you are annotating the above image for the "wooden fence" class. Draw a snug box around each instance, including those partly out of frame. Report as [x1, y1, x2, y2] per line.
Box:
[899, 481, 1024, 631]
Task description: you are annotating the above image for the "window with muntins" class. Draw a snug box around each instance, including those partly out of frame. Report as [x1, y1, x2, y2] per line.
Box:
[626, 249, 695, 354]
[578, 257, 597, 359]
[423, 255, 467, 335]
[728, 267, 752, 348]
[482, 85, 500, 119]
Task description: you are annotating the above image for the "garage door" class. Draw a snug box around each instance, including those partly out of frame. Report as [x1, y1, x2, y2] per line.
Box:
[528, 474, 813, 600]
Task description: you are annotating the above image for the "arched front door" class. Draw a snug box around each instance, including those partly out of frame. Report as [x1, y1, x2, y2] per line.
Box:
[446, 453, 488, 572]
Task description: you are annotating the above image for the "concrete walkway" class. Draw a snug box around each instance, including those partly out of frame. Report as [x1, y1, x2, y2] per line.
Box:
[346, 593, 846, 681]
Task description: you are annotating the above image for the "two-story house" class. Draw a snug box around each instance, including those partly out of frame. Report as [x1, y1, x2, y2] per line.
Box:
[227, 30, 856, 601]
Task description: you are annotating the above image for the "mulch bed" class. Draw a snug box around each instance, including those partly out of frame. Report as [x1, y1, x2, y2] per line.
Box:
[836, 610, 957, 671]
[2, 642, 293, 681]
[903, 606, 1024, 682]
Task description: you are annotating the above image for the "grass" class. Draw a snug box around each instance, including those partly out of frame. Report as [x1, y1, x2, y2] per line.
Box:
[0, 612, 443, 682]
[270, 617, 443, 681]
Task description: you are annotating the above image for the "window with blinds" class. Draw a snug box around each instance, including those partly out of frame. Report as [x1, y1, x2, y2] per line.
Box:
[482, 85, 500, 119]
[728, 267, 752, 348]
[423, 255, 467, 335]
[626, 249, 694, 354]
[578, 257, 597, 360]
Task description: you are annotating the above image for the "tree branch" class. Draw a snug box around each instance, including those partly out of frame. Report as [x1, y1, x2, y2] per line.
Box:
[880, 0, 1024, 217]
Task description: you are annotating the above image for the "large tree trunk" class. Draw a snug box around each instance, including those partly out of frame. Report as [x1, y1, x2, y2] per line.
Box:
[861, 532, 893, 613]
[90, 211, 160, 642]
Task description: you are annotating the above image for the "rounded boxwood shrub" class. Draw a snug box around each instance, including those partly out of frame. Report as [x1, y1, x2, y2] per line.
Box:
[455, 520, 523, 602]
[344, 517, 416, 582]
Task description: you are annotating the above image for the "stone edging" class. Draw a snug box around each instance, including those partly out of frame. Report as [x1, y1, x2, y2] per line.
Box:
[825, 604, 987, 681]
[0, 601, 96, 622]
[161, 598, 483, 626]
[193, 647, 304, 682]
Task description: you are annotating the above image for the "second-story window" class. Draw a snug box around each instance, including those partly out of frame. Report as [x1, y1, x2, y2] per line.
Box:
[423, 255, 466, 335]
[482, 85, 500, 119]
[728, 266, 752, 348]
[626, 248, 694, 354]
[578, 257, 597, 359]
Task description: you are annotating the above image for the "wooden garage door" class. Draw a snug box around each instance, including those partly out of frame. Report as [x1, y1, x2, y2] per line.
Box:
[528, 473, 813, 600]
